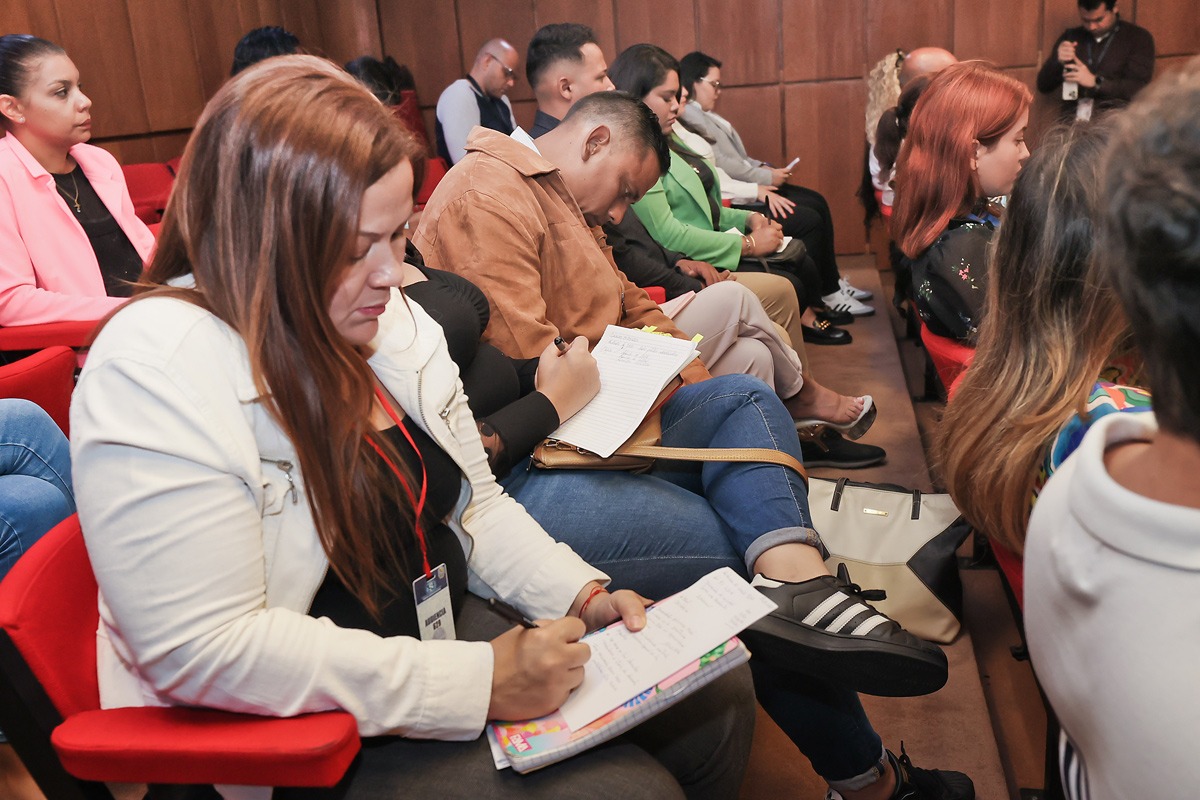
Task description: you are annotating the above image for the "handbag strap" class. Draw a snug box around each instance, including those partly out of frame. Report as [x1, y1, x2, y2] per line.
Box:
[615, 443, 808, 487]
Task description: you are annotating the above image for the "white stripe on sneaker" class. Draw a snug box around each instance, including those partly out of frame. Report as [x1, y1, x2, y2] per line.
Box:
[849, 615, 891, 636]
[801, 592, 850, 626]
[827, 603, 872, 633]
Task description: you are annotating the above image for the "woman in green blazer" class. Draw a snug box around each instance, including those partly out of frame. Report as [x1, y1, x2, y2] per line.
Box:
[614, 44, 848, 345]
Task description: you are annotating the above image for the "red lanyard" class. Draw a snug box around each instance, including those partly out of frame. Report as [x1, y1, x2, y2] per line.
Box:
[365, 386, 432, 578]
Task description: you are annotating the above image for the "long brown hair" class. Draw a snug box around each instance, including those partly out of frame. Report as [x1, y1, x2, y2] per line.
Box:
[937, 123, 1127, 554]
[892, 61, 1031, 258]
[140, 55, 426, 616]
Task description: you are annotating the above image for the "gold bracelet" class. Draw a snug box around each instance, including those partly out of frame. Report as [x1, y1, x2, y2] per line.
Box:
[746, 234, 756, 253]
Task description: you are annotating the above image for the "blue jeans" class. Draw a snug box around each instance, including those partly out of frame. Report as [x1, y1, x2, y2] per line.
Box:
[502, 375, 883, 787]
[0, 399, 75, 744]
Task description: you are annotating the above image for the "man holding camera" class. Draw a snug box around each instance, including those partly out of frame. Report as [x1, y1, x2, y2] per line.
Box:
[1036, 0, 1154, 121]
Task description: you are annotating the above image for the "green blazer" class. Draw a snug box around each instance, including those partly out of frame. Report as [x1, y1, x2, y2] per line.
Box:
[631, 136, 751, 269]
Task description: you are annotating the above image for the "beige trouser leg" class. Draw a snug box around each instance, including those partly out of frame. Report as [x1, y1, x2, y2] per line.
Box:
[672, 281, 805, 400]
[729, 272, 810, 373]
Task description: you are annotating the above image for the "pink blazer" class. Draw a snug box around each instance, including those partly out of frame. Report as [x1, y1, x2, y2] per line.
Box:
[0, 134, 156, 326]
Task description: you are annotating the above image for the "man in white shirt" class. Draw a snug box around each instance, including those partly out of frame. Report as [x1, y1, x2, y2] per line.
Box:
[435, 38, 519, 164]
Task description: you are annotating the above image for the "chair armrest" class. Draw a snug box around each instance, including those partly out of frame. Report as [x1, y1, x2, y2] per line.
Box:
[53, 706, 360, 788]
[0, 320, 100, 351]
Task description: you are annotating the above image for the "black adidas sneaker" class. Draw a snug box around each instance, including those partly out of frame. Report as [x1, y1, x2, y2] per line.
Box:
[741, 564, 948, 697]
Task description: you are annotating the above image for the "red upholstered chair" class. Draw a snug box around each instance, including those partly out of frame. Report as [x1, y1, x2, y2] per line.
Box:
[416, 156, 449, 208]
[0, 346, 76, 436]
[120, 162, 175, 224]
[393, 89, 432, 150]
[0, 515, 361, 798]
[644, 286, 667, 304]
[919, 320, 975, 396]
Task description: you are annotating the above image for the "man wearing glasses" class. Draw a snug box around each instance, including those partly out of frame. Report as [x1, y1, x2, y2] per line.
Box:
[436, 38, 520, 164]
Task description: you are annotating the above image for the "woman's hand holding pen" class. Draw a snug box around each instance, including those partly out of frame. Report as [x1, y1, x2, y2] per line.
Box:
[488, 616, 590, 721]
[535, 335, 599, 422]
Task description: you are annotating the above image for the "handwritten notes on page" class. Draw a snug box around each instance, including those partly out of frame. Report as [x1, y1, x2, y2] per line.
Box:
[548, 325, 698, 457]
[558, 567, 776, 731]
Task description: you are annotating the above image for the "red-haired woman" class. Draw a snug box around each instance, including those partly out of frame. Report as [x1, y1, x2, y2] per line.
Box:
[892, 62, 1031, 342]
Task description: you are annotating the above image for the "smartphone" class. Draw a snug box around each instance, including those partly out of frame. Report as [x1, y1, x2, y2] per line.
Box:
[1063, 80, 1079, 101]
[784, 156, 800, 171]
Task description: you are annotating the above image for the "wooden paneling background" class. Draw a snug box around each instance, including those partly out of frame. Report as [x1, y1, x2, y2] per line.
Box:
[2, 0, 1194, 253]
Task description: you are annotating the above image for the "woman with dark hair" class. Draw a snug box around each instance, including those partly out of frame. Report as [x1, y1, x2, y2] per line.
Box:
[229, 25, 300, 75]
[70, 55, 756, 799]
[891, 61, 1031, 341]
[870, 75, 931, 218]
[938, 121, 1149, 557]
[0, 34, 154, 327]
[679, 50, 875, 317]
[616, 44, 851, 346]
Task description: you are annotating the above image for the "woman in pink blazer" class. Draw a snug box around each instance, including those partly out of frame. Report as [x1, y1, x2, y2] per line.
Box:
[0, 35, 154, 327]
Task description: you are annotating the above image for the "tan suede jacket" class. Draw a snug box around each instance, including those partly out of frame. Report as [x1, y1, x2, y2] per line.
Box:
[412, 128, 710, 383]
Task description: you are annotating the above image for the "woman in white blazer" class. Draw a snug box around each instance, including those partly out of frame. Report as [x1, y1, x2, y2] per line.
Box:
[70, 55, 753, 800]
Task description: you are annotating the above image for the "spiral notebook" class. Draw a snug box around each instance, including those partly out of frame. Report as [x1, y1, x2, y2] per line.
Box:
[486, 567, 775, 773]
[488, 637, 749, 773]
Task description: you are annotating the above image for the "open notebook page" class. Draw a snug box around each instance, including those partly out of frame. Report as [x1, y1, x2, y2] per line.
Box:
[558, 567, 776, 730]
[548, 325, 698, 457]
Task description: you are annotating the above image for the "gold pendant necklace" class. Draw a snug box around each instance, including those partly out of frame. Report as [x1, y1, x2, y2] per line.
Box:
[55, 170, 82, 214]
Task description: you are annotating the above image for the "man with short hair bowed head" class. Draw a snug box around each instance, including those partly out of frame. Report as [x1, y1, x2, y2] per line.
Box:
[1037, 0, 1154, 122]
[436, 38, 520, 165]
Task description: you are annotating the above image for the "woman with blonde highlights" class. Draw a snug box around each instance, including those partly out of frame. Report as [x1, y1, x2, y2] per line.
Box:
[937, 122, 1149, 556]
[70, 55, 753, 798]
[892, 61, 1031, 341]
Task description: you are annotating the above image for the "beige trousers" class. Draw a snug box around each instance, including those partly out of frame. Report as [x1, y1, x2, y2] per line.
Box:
[730, 272, 810, 372]
[672, 281, 805, 400]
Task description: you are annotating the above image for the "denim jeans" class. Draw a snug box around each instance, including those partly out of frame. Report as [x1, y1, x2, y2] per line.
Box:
[0, 399, 75, 744]
[501, 375, 883, 786]
[0, 399, 74, 579]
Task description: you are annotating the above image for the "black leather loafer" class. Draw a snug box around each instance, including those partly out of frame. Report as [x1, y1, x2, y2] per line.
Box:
[801, 318, 851, 345]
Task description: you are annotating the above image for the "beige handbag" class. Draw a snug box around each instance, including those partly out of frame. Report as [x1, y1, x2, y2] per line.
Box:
[808, 478, 971, 643]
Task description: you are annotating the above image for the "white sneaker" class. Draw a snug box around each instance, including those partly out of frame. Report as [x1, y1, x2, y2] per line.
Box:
[839, 276, 874, 301]
[822, 287, 875, 317]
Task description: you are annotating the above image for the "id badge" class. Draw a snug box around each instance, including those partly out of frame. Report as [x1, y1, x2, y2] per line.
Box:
[413, 563, 456, 641]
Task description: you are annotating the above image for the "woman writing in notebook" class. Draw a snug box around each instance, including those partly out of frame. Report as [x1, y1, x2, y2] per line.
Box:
[0, 35, 154, 326]
[70, 56, 756, 798]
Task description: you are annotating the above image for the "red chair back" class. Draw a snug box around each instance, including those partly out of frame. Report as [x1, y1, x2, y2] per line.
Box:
[393, 89, 431, 148]
[121, 162, 175, 225]
[416, 156, 449, 207]
[0, 346, 76, 435]
[919, 320, 975, 395]
[0, 515, 100, 720]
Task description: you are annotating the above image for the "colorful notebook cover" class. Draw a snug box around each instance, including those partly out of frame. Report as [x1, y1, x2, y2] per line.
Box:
[489, 636, 748, 773]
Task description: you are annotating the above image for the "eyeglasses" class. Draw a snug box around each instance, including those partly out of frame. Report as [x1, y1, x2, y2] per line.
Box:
[487, 53, 516, 81]
[698, 76, 722, 90]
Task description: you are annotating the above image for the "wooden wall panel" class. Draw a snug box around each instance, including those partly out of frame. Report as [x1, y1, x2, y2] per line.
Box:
[378, 0, 462, 105]
[784, 81, 869, 254]
[614, 0, 697, 59]
[456, 0, 538, 103]
[1040, 0, 1081, 58]
[1137, 0, 1200, 57]
[954, 0, 1041, 65]
[1154, 54, 1199, 78]
[866, 0, 954, 59]
[278, 0, 324, 54]
[714, 85, 784, 167]
[697, 0, 780, 85]
[56, 0, 148, 138]
[535, 0, 618, 66]
[782, 0, 865, 81]
[316, 0, 381, 65]
[127, 0, 207, 131]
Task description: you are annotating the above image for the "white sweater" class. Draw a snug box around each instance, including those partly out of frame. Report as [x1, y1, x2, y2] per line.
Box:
[1025, 412, 1200, 800]
[71, 291, 606, 747]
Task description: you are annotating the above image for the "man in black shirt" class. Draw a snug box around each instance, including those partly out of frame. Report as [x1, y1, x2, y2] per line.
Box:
[1037, 0, 1155, 121]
